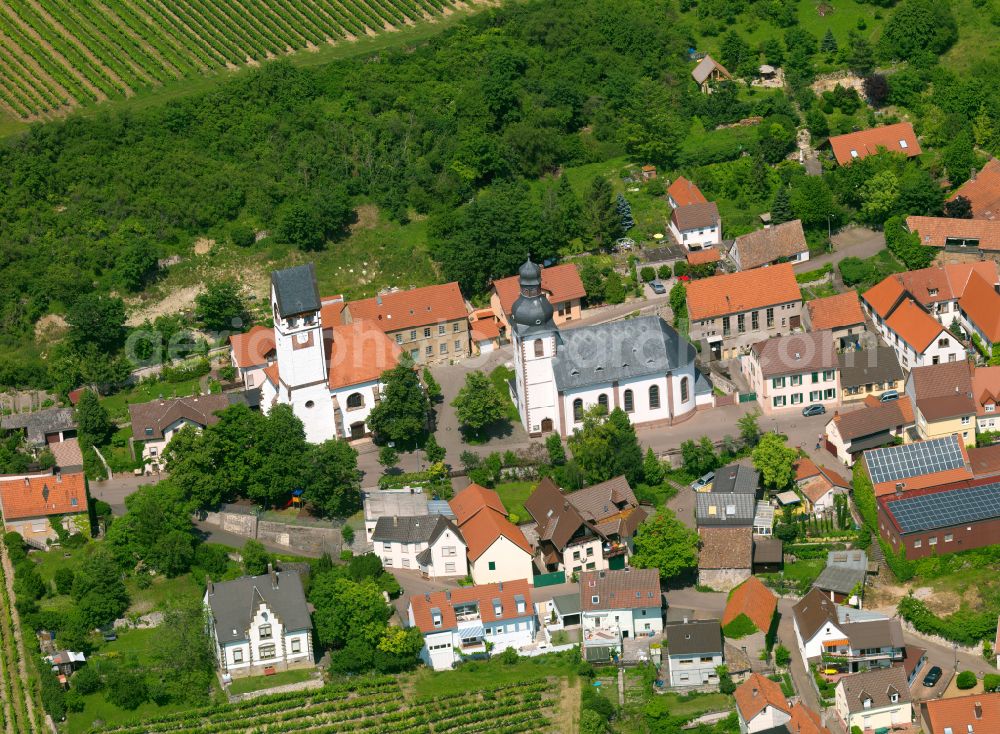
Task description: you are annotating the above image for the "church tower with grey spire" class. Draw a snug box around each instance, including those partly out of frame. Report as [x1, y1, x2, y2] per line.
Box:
[510, 259, 562, 436]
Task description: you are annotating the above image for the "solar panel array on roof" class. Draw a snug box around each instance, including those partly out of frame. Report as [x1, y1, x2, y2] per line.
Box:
[865, 436, 965, 486]
[887, 482, 1000, 533]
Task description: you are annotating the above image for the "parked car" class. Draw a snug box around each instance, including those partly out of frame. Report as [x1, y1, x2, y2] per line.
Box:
[802, 404, 826, 417]
[879, 390, 899, 402]
[650, 280, 666, 295]
[691, 471, 715, 491]
[922, 666, 943, 687]
[100, 625, 117, 642]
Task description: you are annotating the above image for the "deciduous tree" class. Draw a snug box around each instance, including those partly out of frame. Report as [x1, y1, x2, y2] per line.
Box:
[304, 439, 361, 517]
[452, 371, 507, 437]
[76, 389, 114, 447]
[631, 508, 699, 580]
[366, 355, 429, 446]
[194, 279, 249, 332]
[751, 433, 798, 490]
[567, 407, 644, 486]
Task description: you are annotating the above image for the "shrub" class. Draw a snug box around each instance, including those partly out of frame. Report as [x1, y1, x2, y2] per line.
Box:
[774, 645, 791, 667]
[498, 646, 519, 664]
[105, 668, 148, 709]
[956, 671, 977, 689]
[54, 567, 76, 596]
[640, 266, 655, 282]
[657, 264, 672, 279]
[72, 664, 102, 695]
[341, 524, 355, 545]
[722, 613, 758, 639]
[230, 223, 256, 248]
[983, 673, 1000, 692]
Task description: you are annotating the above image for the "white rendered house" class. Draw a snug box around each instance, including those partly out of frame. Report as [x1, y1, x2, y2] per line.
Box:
[508, 260, 706, 437]
[580, 568, 663, 656]
[407, 580, 535, 670]
[371, 515, 467, 579]
[256, 264, 401, 443]
[204, 568, 315, 676]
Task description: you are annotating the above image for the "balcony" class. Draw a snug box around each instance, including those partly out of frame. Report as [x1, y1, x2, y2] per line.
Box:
[603, 542, 628, 558]
[454, 609, 481, 624]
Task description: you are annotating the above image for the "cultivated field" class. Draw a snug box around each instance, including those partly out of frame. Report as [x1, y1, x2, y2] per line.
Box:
[88, 676, 560, 734]
[0, 0, 470, 120]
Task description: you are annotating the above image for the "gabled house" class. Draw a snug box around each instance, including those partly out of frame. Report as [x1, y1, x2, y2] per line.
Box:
[407, 579, 535, 671]
[824, 395, 916, 465]
[722, 576, 777, 639]
[668, 176, 708, 209]
[491, 262, 586, 336]
[741, 330, 839, 414]
[812, 550, 869, 605]
[580, 568, 663, 657]
[947, 157, 1000, 220]
[664, 619, 723, 687]
[907, 215, 1000, 253]
[669, 201, 722, 251]
[793, 459, 850, 515]
[834, 667, 912, 733]
[228, 324, 276, 390]
[450, 484, 534, 584]
[687, 264, 803, 361]
[710, 463, 760, 496]
[735, 673, 791, 733]
[838, 347, 904, 404]
[362, 488, 455, 544]
[691, 55, 733, 93]
[905, 361, 976, 445]
[807, 291, 867, 350]
[829, 122, 921, 165]
[729, 220, 809, 271]
[204, 567, 315, 676]
[791, 588, 904, 672]
[921, 691, 1000, 734]
[972, 365, 1000, 433]
[371, 515, 467, 579]
[696, 492, 756, 527]
[128, 394, 241, 467]
[0, 471, 88, 548]
[698, 526, 753, 591]
[523, 476, 646, 575]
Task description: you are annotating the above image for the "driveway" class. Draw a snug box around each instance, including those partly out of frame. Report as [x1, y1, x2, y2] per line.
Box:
[793, 227, 885, 274]
[90, 473, 165, 514]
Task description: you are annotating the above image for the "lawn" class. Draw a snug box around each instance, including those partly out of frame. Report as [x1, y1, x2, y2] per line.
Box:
[68, 693, 195, 734]
[409, 654, 576, 697]
[653, 691, 734, 718]
[126, 573, 204, 616]
[228, 668, 317, 695]
[494, 481, 536, 523]
[782, 558, 825, 586]
[100, 374, 205, 422]
[801, 283, 839, 301]
[489, 365, 521, 423]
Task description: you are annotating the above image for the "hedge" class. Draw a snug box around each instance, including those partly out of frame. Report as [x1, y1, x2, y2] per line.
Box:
[722, 613, 758, 639]
[898, 595, 996, 646]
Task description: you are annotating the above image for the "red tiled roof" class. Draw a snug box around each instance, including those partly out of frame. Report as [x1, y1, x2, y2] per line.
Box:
[492, 264, 586, 315]
[884, 299, 945, 352]
[347, 283, 467, 333]
[832, 395, 915, 442]
[948, 158, 1000, 220]
[959, 271, 1000, 343]
[922, 691, 1000, 734]
[734, 673, 790, 721]
[320, 296, 347, 326]
[972, 365, 1000, 418]
[326, 321, 401, 390]
[579, 568, 660, 611]
[862, 277, 907, 318]
[686, 263, 801, 321]
[968, 443, 1000, 477]
[829, 122, 921, 165]
[229, 325, 275, 368]
[698, 527, 753, 569]
[687, 248, 721, 266]
[731, 220, 807, 271]
[471, 317, 500, 341]
[795, 458, 821, 481]
[0, 472, 87, 520]
[807, 291, 865, 331]
[722, 576, 776, 633]
[668, 176, 708, 207]
[263, 362, 279, 386]
[798, 466, 850, 505]
[409, 579, 533, 633]
[906, 216, 1000, 251]
[449, 484, 532, 561]
[787, 702, 832, 734]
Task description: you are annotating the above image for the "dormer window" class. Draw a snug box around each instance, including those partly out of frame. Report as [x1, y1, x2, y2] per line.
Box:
[862, 698, 872, 709]
[928, 288, 938, 296]
[890, 693, 899, 703]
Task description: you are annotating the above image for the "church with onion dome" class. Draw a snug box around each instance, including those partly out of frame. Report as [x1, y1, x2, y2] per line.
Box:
[508, 260, 711, 437]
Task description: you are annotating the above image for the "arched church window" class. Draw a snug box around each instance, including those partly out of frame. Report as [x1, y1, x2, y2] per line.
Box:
[649, 384, 661, 410]
[347, 393, 364, 409]
[598, 394, 609, 411]
[573, 398, 583, 422]
[680, 376, 690, 403]
[623, 389, 634, 413]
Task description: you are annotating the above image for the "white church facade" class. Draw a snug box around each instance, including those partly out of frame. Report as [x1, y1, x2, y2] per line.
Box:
[255, 264, 401, 443]
[509, 260, 710, 437]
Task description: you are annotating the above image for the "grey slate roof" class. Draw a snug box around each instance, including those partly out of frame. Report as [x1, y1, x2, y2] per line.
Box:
[711, 464, 760, 495]
[271, 263, 321, 318]
[415, 547, 432, 566]
[695, 492, 756, 525]
[838, 667, 910, 713]
[552, 315, 696, 391]
[665, 619, 723, 655]
[1, 408, 76, 445]
[838, 347, 903, 389]
[371, 515, 462, 546]
[207, 570, 311, 644]
[813, 565, 866, 595]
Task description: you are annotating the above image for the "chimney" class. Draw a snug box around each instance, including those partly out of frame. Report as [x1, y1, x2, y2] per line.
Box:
[207, 576, 214, 596]
[377, 295, 383, 305]
[752, 687, 758, 697]
[393, 516, 398, 527]
[975, 702, 983, 719]
[683, 616, 689, 624]
[424, 592, 431, 602]
[445, 590, 451, 601]
[498, 581, 503, 592]
[268, 562, 278, 590]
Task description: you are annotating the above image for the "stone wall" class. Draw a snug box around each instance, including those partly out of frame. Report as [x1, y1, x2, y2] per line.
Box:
[197, 510, 341, 558]
[698, 568, 751, 593]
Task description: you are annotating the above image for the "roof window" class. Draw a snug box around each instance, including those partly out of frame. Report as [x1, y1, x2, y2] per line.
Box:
[899, 139, 908, 149]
